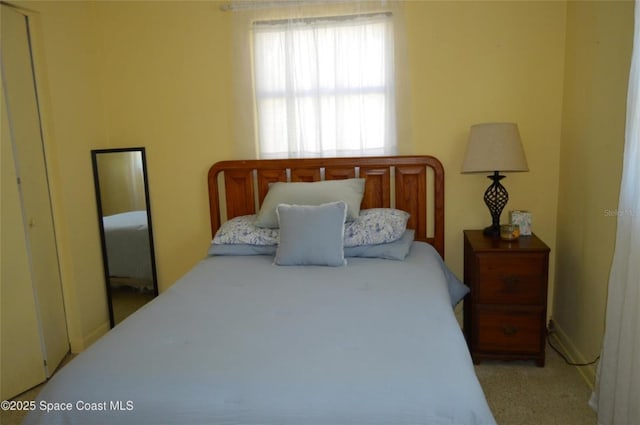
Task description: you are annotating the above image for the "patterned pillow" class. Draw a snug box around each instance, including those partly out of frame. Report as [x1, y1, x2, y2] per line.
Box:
[212, 215, 278, 246]
[213, 209, 409, 248]
[344, 208, 410, 247]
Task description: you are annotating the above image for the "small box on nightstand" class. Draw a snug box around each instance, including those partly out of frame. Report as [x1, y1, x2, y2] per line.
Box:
[510, 210, 532, 236]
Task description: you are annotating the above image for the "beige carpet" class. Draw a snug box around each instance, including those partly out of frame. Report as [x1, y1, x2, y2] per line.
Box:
[3, 344, 596, 425]
[475, 345, 597, 425]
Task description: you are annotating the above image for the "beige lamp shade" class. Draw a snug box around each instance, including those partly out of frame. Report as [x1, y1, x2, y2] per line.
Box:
[461, 123, 529, 173]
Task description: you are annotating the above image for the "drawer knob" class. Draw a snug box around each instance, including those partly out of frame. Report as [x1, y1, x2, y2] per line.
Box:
[503, 325, 519, 336]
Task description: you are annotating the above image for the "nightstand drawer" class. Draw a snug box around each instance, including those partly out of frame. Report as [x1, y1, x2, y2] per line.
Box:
[476, 308, 543, 354]
[477, 254, 546, 304]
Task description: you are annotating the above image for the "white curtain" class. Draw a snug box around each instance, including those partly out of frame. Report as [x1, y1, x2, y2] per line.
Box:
[590, 2, 640, 424]
[230, 1, 413, 159]
[253, 13, 395, 158]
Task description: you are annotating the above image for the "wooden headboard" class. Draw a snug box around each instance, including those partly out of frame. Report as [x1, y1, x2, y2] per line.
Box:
[208, 155, 445, 258]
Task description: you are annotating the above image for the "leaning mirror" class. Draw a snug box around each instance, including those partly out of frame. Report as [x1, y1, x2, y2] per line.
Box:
[91, 147, 158, 327]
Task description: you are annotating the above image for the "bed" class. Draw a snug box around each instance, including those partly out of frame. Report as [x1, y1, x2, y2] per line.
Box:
[24, 155, 496, 425]
[102, 210, 153, 289]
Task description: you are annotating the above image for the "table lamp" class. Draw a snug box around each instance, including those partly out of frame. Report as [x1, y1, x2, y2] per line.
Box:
[461, 122, 529, 237]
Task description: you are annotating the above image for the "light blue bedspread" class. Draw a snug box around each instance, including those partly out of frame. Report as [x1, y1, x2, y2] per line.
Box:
[24, 242, 496, 425]
[103, 210, 152, 283]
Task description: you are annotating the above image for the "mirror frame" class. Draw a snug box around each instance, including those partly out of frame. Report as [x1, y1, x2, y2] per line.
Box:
[91, 147, 159, 328]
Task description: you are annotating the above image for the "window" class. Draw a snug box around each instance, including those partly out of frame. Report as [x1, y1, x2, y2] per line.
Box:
[252, 13, 396, 158]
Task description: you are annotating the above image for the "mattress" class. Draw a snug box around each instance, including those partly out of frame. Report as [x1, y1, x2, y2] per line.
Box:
[102, 210, 153, 285]
[24, 242, 495, 425]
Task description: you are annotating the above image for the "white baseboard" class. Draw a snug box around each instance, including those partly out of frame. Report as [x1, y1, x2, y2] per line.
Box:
[551, 322, 598, 389]
[69, 321, 110, 353]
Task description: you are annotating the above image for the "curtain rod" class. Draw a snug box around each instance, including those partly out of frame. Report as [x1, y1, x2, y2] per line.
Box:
[219, 1, 383, 12]
[254, 11, 391, 26]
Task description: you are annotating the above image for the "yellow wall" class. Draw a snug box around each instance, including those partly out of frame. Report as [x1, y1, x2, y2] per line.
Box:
[405, 1, 566, 309]
[554, 0, 633, 386]
[22, 0, 235, 347]
[95, 1, 234, 289]
[19, 0, 631, 358]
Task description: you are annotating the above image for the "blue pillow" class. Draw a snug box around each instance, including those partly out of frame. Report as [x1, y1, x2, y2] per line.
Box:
[274, 201, 347, 267]
[208, 243, 276, 256]
[344, 230, 414, 260]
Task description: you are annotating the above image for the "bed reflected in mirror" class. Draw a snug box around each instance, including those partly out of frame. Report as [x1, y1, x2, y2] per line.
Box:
[91, 147, 158, 327]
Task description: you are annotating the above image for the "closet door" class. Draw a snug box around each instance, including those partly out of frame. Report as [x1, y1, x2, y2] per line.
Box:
[1, 5, 69, 398]
[1, 82, 46, 400]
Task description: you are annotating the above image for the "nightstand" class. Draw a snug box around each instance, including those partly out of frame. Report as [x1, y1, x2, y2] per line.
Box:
[463, 230, 550, 366]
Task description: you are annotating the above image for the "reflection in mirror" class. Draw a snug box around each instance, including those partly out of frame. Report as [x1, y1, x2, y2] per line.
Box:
[91, 148, 158, 327]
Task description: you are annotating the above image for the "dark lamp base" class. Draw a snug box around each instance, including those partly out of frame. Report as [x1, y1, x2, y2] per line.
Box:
[483, 171, 509, 239]
[483, 224, 501, 238]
